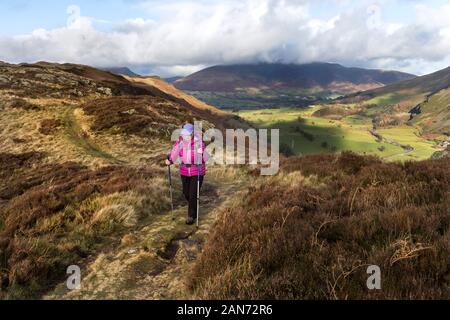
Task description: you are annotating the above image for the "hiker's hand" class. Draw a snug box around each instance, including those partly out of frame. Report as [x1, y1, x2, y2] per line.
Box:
[165, 159, 171, 166]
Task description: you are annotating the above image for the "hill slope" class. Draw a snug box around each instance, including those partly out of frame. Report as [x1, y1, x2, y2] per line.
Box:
[124, 76, 250, 130]
[340, 66, 450, 137]
[0, 61, 241, 299]
[344, 66, 450, 106]
[191, 152, 450, 299]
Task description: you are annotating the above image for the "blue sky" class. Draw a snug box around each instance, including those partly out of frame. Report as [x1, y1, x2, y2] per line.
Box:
[0, 0, 450, 76]
[0, 0, 146, 35]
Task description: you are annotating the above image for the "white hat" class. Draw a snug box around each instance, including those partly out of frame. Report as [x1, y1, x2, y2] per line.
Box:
[180, 123, 194, 136]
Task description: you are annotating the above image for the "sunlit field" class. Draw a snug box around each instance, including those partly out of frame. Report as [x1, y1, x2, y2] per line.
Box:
[239, 107, 437, 161]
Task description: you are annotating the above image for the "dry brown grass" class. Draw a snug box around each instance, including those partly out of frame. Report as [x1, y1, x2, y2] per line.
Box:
[0, 153, 165, 299]
[0, 61, 251, 300]
[81, 96, 196, 137]
[1, 61, 247, 168]
[126, 76, 251, 130]
[125, 76, 228, 116]
[190, 152, 450, 299]
[0, 104, 110, 167]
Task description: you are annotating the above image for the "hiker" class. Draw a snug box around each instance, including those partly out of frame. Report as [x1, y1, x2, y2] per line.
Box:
[165, 124, 209, 225]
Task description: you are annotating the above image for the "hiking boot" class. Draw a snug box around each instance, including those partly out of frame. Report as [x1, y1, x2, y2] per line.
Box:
[186, 217, 196, 225]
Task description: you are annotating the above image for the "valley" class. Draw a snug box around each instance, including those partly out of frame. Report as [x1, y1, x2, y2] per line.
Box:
[1, 0, 450, 302]
[184, 88, 330, 110]
[239, 106, 438, 161]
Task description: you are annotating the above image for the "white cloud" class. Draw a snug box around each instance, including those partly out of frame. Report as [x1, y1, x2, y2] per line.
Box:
[0, 0, 449, 76]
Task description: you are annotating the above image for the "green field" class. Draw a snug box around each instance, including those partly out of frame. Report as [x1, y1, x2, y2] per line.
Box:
[365, 91, 422, 108]
[239, 107, 438, 161]
[187, 88, 335, 110]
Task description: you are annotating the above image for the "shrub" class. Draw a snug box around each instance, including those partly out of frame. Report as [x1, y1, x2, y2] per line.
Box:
[189, 152, 450, 299]
[280, 143, 295, 157]
[297, 116, 306, 124]
[39, 119, 62, 135]
[294, 127, 315, 142]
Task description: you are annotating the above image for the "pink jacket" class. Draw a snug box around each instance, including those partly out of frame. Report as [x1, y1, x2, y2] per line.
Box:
[168, 136, 209, 177]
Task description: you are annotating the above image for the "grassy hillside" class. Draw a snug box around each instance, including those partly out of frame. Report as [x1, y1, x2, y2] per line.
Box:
[412, 87, 450, 137]
[351, 66, 450, 106]
[338, 66, 450, 138]
[190, 152, 450, 299]
[0, 61, 243, 299]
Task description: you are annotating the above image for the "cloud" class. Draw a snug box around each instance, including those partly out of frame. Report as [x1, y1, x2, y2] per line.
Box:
[0, 0, 449, 76]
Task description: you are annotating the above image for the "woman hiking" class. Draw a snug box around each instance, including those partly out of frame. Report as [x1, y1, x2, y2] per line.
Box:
[165, 123, 209, 225]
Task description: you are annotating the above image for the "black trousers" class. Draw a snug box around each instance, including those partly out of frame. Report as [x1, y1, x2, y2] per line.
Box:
[181, 175, 204, 219]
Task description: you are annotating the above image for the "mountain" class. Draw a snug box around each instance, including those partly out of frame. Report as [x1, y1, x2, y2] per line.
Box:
[340, 66, 450, 137]
[174, 62, 415, 92]
[172, 62, 415, 109]
[102, 67, 140, 77]
[164, 76, 184, 84]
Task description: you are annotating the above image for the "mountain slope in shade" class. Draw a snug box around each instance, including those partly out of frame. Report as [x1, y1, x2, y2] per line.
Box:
[102, 67, 140, 77]
[174, 62, 416, 93]
[164, 76, 184, 84]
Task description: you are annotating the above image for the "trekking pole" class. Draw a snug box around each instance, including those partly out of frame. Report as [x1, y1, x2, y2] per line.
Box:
[196, 139, 201, 228]
[167, 164, 175, 221]
[197, 168, 200, 228]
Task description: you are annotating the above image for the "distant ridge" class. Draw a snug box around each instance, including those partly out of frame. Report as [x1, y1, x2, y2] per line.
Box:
[165, 76, 184, 84]
[174, 62, 416, 93]
[103, 67, 140, 77]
